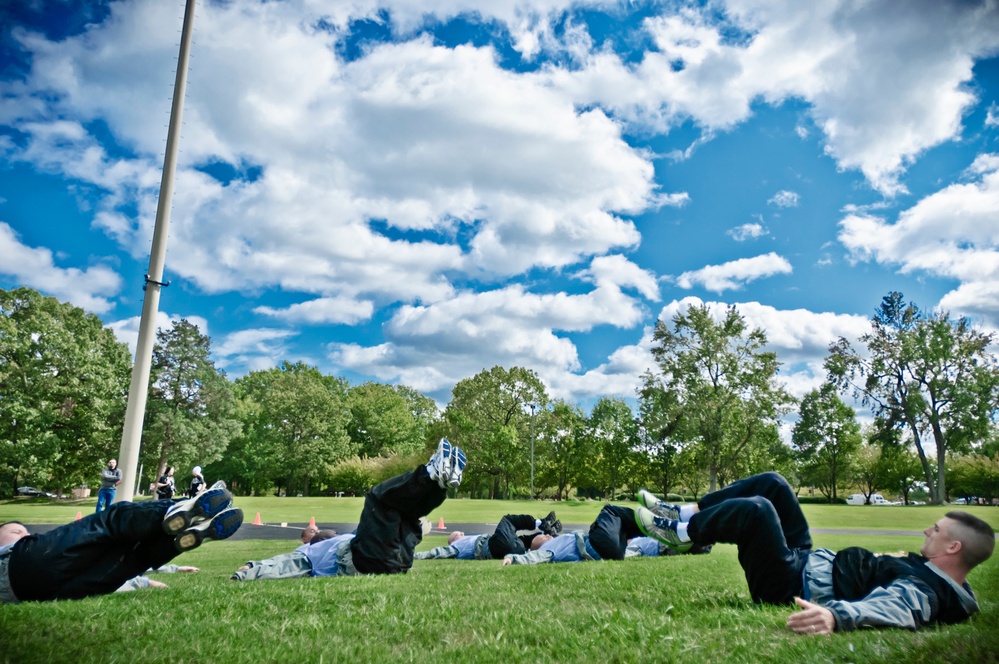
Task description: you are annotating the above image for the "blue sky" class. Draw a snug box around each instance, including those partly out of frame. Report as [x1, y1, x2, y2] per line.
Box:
[1, 0, 998, 416]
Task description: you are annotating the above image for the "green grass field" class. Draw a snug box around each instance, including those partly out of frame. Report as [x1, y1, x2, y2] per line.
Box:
[2, 498, 998, 663]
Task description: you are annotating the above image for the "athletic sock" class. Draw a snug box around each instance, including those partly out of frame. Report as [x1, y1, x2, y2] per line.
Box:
[675, 521, 691, 542]
[679, 505, 696, 522]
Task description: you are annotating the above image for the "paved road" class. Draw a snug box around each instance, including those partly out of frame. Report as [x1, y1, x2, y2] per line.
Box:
[22, 521, 929, 541]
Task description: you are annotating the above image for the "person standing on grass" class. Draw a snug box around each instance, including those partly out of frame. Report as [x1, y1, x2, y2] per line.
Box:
[634, 473, 995, 635]
[416, 511, 563, 561]
[501, 504, 711, 566]
[95, 459, 122, 513]
[232, 438, 466, 581]
[0, 484, 242, 603]
[152, 466, 176, 500]
[188, 466, 206, 498]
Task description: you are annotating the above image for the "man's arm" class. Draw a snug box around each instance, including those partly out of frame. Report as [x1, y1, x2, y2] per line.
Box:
[788, 576, 936, 635]
[502, 550, 554, 565]
[414, 545, 459, 560]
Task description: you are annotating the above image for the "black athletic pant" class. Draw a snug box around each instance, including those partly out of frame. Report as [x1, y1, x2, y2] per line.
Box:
[588, 505, 642, 560]
[350, 465, 447, 575]
[487, 514, 539, 559]
[687, 472, 812, 605]
[9, 500, 178, 601]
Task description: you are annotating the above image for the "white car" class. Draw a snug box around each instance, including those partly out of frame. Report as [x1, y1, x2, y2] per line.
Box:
[846, 493, 897, 505]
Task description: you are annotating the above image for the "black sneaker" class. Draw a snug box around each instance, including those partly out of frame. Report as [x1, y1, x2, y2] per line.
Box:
[163, 487, 234, 535]
[539, 511, 562, 536]
[174, 507, 244, 552]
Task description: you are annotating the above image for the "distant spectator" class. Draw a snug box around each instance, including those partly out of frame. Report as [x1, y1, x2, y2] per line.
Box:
[95, 459, 122, 513]
[187, 466, 206, 498]
[152, 466, 176, 500]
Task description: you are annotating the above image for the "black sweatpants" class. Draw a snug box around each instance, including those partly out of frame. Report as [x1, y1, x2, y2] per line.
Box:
[487, 514, 540, 559]
[588, 505, 643, 560]
[350, 465, 447, 575]
[687, 472, 812, 604]
[9, 499, 178, 601]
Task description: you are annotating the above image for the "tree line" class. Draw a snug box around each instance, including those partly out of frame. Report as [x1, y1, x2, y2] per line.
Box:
[2, 286, 997, 504]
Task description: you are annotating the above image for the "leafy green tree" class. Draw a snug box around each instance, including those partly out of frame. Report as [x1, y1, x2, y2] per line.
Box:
[142, 320, 240, 485]
[947, 454, 999, 504]
[587, 397, 639, 499]
[791, 384, 861, 501]
[347, 382, 433, 457]
[827, 292, 999, 503]
[637, 370, 684, 497]
[0, 287, 131, 496]
[444, 366, 547, 498]
[535, 400, 588, 500]
[232, 362, 353, 496]
[644, 303, 794, 491]
[851, 440, 893, 503]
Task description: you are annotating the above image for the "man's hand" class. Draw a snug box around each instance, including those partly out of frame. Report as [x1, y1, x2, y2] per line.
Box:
[786, 597, 835, 636]
[175, 566, 199, 573]
[501, 557, 513, 566]
[146, 579, 169, 589]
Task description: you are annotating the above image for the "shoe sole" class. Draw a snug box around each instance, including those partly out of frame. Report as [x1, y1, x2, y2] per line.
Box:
[174, 508, 244, 552]
[163, 489, 234, 535]
[446, 447, 466, 487]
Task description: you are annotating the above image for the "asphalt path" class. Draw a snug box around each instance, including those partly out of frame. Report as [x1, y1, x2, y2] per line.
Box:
[22, 521, 928, 540]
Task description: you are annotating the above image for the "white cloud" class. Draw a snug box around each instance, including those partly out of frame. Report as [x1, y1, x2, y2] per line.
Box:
[0, 221, 121, 313]
[676, 252, 793, 293]
[107, 311, 210, 357]
[213, 328, 300, 372]
[768, 190, 799, 208]
[839, 153, 999, 326]
[656, 297, 871, 397]
[255, 297, 375, 325]
[545, 0, 999, 195]
[985, 103, 999, 128]
[728, 222, 768, 241]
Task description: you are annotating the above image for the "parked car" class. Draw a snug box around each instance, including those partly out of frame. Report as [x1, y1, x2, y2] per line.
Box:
[846, 493, 899, 505]
[16, 486, 55, 498]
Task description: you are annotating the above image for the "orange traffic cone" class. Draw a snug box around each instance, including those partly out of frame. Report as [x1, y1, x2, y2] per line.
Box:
[252, 512, 263, 525]
[309, 516, 316, 527]
[438, 517, 445, 529]
[75, 511, 82, 520]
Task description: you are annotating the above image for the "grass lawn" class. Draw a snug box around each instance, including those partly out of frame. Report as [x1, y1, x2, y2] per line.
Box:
[2, 500, 998, 663]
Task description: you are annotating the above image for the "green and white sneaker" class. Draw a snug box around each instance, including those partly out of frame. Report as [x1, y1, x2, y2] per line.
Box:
[174, 507, 244, 552]
[635, 506, 692, 554]
[637, 489, 681, 521]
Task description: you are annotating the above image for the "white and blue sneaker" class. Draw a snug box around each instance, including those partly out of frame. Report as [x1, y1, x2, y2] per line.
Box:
[163, 486, 234, 535]
[635, 506, 692, 554]
[174, 507, 243, 552]
[637, 489, 681, 521]
[427, 438, 466, 489]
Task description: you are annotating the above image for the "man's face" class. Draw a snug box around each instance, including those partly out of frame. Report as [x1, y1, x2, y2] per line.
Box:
[108, 459, 117, 468]
[920, 517, 957, 560]
[301, 526, 319, 544]
[0, 523, 29, 547]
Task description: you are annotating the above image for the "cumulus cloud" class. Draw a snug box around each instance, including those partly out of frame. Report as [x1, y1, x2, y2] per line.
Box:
[768, 190, 799, 208]
[545, 0, 999, 195]
[107, 310, 210, 357]
[213, 328, 301, 372]
[728, 222, 768, 241]
[839, 152, 999, 326]
[0, 221, 121, 313]
[656, 297, 871, 397]
[676, 252, 793, 293]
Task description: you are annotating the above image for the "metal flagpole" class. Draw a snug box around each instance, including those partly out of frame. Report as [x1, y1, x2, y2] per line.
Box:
[115, 0, 197, 502]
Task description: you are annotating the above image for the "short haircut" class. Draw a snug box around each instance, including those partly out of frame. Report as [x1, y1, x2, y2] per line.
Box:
[945, 511, 996, 569]
[0, 521, 26, 530]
